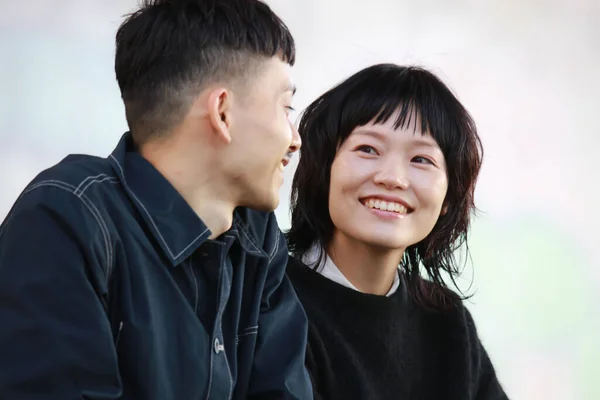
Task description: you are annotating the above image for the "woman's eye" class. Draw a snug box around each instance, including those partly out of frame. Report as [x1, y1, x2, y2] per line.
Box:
[412, 156, 434, 165]
[356, 145, 378, 155]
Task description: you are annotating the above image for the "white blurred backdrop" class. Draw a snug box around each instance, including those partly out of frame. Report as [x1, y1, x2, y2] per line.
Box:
[1, 1, 599, 398]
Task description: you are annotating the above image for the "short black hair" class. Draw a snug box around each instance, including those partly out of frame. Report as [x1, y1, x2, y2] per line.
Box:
[115, 0, 295, 144]
[286, 64, 483, 311]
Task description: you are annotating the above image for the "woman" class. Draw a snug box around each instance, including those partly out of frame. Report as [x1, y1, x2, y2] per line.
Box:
[286, 64, 508, 399]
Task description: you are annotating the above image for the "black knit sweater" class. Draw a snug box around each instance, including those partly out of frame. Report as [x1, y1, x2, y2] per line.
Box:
[287, 257, 509, 400]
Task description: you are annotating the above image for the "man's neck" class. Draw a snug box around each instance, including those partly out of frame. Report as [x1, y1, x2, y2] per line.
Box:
[327, 234, 404, 296]
[140, 137, 237, 239]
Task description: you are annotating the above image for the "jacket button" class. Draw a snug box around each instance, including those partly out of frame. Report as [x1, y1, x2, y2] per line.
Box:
[213, 337, 224, 354]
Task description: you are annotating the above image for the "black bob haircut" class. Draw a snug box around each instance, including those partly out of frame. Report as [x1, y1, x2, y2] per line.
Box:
[287, 64, 483, 311]
[114, 0, 295, 145]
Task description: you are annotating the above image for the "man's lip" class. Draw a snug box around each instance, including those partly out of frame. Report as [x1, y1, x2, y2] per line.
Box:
[281, 158, 290, 167]
[359, 195, 413, 211]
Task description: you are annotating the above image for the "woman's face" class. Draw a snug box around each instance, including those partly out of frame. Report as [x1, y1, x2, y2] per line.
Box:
[328, 112, 448, 252]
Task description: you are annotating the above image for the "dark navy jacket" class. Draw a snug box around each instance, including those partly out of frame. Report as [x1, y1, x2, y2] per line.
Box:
[0, 133, 313, 400]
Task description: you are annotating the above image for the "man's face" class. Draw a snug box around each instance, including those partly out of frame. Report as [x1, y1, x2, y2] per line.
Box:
[226, 57, 301, 211]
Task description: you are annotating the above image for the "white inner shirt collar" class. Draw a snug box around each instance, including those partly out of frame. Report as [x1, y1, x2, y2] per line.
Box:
[301, 244, 400, 297]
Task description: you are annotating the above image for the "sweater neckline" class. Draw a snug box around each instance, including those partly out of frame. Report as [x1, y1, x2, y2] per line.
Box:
[288, 256, 409, 313]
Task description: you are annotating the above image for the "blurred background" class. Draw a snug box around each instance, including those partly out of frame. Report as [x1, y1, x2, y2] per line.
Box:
[1, 0, 598, 398]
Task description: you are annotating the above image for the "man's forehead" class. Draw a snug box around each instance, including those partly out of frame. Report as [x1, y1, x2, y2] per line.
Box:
[276, 60, 295, 93]
[283, 81, 297, 95]
[252, 56, 295, 95]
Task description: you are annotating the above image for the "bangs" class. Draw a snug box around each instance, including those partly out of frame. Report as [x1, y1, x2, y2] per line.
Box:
[333, 64, 470, 156]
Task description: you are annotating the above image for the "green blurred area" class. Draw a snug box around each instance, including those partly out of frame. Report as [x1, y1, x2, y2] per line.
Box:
[467, 214, 599, 399]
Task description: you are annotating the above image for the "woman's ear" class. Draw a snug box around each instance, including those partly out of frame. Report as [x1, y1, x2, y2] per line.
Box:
[440, 202, 449, 216]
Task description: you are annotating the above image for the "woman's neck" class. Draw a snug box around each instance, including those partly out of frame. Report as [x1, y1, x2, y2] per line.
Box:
[327, 232, 404, 296]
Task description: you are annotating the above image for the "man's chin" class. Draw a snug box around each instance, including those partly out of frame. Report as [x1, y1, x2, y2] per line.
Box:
[244, 195, 279, 213]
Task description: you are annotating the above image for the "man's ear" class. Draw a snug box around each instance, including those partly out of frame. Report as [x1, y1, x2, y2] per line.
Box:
[207, 87, 233, 144]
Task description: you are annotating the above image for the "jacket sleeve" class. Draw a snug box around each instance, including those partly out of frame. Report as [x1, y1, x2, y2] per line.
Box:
[0, 186, 122, 399]
[304, 322, 329, 400]
[246, 214, 313, 400]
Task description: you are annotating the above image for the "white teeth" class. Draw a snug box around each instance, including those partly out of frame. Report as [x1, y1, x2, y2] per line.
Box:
[364, 199, 408, 214]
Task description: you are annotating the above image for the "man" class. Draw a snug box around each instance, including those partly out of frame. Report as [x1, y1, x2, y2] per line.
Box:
[0, 0, 313, 399]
